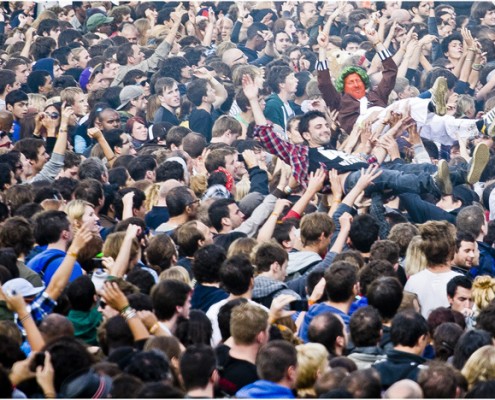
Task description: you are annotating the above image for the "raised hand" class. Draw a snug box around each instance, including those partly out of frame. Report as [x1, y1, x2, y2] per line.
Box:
[317, 28, 329, 49]
[355, 164, 382, 191]
[242, 74, 259, 101]
[87, 127, 103, 141]
[328, 169, 343, 201]
[307, 168, 326, 194]
[100, 282, 128, 312]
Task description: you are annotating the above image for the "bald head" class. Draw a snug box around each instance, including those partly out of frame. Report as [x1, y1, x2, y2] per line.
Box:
[159, 179, 182, 199]
[222, 48, 248, 67]
[384, 379, 424, 399]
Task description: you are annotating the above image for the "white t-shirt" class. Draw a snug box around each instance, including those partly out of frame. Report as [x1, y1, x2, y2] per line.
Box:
[206, 298, 269, 347]
[404, 268, 461, 318]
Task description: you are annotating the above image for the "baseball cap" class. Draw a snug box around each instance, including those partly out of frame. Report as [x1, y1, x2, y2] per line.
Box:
[79, 67, 92, 92]
[2, 278, 45, 297]
[86, 14, 114, 33]
[117, 85, 144, 111]
[453, 184, 477, 207]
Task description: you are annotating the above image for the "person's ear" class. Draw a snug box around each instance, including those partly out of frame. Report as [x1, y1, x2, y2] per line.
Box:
[287, 365, 297, 382]
[6, 104, 12, 113]
[211, 368, 219, 384]
[336, 335, 345, 349]
[271, 261, 280, 273]
[221, 216, 231, 228]
[224, 129, 232, 138]
[301, 131, 311, 142]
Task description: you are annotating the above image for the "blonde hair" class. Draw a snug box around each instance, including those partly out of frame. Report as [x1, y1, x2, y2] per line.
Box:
[134, 18, 151, 46]
[103, 232, 140, 272]
[145, 183, 161, 212]
[296, 343, 329, 398]
[71, 47, 86, 61]
[60, 87, 84, 107]
[65, 199, 93, 228]
[404, 235, 428, 277]
[461, 345, 495, 389]
[215, 41, 237, 58]
[235, 175, 251, 202]
[159, 266, 192, 287]
[28, 93, 47, 113]
[227, 237, 258, 259]
[472, 275, 495, 311]
[32, 10, 58, 29]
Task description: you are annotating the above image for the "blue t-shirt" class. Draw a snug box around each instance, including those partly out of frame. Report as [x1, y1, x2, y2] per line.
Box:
[27, 248, 83, 285]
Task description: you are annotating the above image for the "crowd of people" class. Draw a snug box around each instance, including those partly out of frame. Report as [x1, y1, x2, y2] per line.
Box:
[2, 0, 495, 398]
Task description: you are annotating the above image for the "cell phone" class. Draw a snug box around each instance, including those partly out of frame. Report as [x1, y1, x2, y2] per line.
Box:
[29, 352, 45, 372]
[238, 154, 244, 162]
[92, 258, 104, 267]
[289, 300, 309, 311]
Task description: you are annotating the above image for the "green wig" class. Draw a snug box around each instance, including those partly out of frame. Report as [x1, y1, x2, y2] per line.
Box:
[335, 66, 370, 93]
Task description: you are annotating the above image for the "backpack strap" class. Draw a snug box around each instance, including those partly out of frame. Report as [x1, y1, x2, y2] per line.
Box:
[38, 253, 66, 279]
[253, 286, 286, 308]
[287, 259, 321, 280]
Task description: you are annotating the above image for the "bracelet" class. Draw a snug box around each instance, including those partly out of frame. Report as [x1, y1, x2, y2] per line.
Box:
[332, 199, 342, 204]
[67, 251, 78, 258]
[150, 322, 160, 334]
[466, 58, 473, 62]
[271, 212, 279, 218]
[308, 299, 316, 306]
[121, 307, 137, 321]
[472, 64, 483, 71]
[283, 186, 292, 194]
[44, 393, 56, 398]
[372, 41, 381, 47]
[19, 314, 32, 324]
[120, 305, 130, 314]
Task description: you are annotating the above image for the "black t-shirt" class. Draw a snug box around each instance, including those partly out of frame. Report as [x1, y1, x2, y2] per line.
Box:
[216, 344, 258, 396]
[308, 147, 368, 174]
[154, 106, 180, 126]
[189, 108, 213, 143]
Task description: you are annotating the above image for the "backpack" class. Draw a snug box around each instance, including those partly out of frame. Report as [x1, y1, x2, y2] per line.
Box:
[252, 286, 285, 308]
[37, 253, 65, 280]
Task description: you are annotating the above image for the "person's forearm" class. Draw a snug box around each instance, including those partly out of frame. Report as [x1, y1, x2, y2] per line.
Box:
[165, 19, 182, 46]
[127, 316, 150, 341]
[211, 77, 228, 108]
[419, 54, 432, 72]
[52, 125, 68, 156]
[459, 49, 475, 83]
[44, 252, 77, 301]
[257, 212, 279, 242]
[18, 312, 45, 351]
[96, 136, 116, 166]
[20, 37, 33, 58]
[249, 97, 268, 126]
[110, 236, 134, 277]
[329, 227, 350, 254]
[290, 189, 316, 217]
[202, 22, 214, 47]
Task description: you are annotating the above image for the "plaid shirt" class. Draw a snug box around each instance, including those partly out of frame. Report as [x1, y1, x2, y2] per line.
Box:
[254, 123, 310, 188]
[16, 291, 57, 337]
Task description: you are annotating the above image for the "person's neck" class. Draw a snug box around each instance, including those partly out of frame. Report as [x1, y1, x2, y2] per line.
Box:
[325, 299, 352, 315]
[258, 271, 280, 282]
[187, 386, 214, 398]
[302, 244, 321, 256]
[229, 342, 259, 364]
[227, 291, 252, 301]
[160, 315, 178, 334]
[127, 107, 137, 116]
[47, 240, 68, 252]
[0, 92, 6, 101]
[245, 41, 256, 51]
[278, 90, 291, 103]
[427, 262, 452, 273]
[219, 225, 232, 234]
[168, 214, 189, 226]
[162, 103, 177, 113]
[201, 282, 220, 288]
[294, 94, 307, 105]
[198, 102, 212, 113]
[156, 197, 166, 206]
[394, 344, 423, 356]
[239, 110, 253, 124]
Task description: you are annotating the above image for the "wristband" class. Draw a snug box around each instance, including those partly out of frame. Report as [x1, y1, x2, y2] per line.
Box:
[67, 251, 78, 258]
[284, 186, 292, 194]
[150, 322, 160, 334]
[472, 64, 483, 71]
[271, 212, 279, 218]
[19, 314, 32, 324]
[119, 305, 130, 314]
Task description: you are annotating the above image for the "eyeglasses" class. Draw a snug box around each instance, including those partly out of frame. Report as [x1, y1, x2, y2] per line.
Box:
[48, 112, 60, 119]
[139, 79, 149, 86]
[187, 199, 200, 206]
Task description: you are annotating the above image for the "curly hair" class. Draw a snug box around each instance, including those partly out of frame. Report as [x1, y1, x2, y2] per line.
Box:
[335, 66, 370, 93]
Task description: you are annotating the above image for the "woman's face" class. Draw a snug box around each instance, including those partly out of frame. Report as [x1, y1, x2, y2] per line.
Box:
[82, 205, 100, 233]
[131, 121, 148, 141]
[285, 20, 296, 36]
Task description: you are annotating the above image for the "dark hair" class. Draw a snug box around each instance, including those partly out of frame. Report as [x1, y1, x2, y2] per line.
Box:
[390, 310, 429, 347]
[298, 110, 326, 135]
[324, 261, 357, 303]
[175, 310, 213, 347]
[307, 312, 344, 356]
[165, 186, 195, 218]
[67, 275, 96, 312]
[256, 340, 297, 382]
[0, 70, 16, 94]
[452, 329, 493, 370]
[160, 56, 189, 82]
[33, 210, 70, 245]
[441, 32, 463, 55]
[128, 155, 157, 181]
[116, 43, 134, 65]
[476, 302, 495, 338]
[193, 245, 226, 284]
[124, 351, 170, 382]
[108, 166, 129, 188]
[74, 178, 104, 208]
[51, 46, 73, 66]
[447, 275, 473, 298]
[151, 279, 191, 321]
[254, 242, 288, 273]
[465, 380, 495, 398]
[5, 90, 28, 107]
[180, 344, 216, 391]
[156, 161, 184, 182]
[218, 298, 249, 342]
[126, 269, 155, 295]
[417, 361, 457, 399]
[266, 65, 293, 94]
[367, 277, 403, 322]
[219, 255, 254, 295]
[349, 214, 380, 252]
[349, 306, 382, 347]
[0, 217, 35, 257]
[342, 369, 381, 399]
[433, 322, 463, 362]
[58, 29, 84, 48]
[186, 78, 210, 107]
[208, 198, 235, 232]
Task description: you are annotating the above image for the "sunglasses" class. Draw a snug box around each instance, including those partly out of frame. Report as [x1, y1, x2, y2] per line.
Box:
[139, 79, 150, 87]
[48, 112, 60, 119]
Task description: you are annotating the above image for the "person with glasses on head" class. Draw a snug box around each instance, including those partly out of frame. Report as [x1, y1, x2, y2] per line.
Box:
[33, 102, 61, 141]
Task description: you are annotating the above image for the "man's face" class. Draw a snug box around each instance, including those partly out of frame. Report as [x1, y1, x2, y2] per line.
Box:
[53, 64, 63, 78]
[159, 83, 181, 110]
[123, 27, 138, 44]
[345, 42, 360, 54]
[482, 10, 495, 27]
[448, 286, 473, 313]
[76, 49, 90, 69]
[179, 293, 192, 319]
[72, 93, 88, 117]
[227, 49, 248, 67]
[130, 45, 144, 65]
[61, 165, 79, 179]
[197, 221, 214, 246]
[136, 77, 150, 96]
[33, 145, 49, 172]
[454, 240, 477, 268]
[446, 40, 463, 60]
[98, 110, 121, 131]
[275, 32, 291, 53]
[88, 72, 110, 92]
[416, 1, 431, 17]
[282, 73, 298, 95]
[227, 203, 245, 229]
[132, 94, 148, 112]
[39, 75, 53, 95]
[205, 83, 216, 104]
[436, 195, 461, 212]
[15, 64, 29, 84]
[301, 2, 317, 21]
[102, 62, 119, 80]
[9, 100, 28, 120]
[344, 73, 366, 99]
[119, 134, 136, 156]
[304, 116, 331, 147]
[66, 52, 78, 69]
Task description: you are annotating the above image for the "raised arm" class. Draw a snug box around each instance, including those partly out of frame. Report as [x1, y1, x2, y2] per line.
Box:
[87, 127, 116, 167]
[44, 223, 92, 301]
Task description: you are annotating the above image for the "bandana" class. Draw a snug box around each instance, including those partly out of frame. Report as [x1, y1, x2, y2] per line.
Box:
[215, 167, 234, 192]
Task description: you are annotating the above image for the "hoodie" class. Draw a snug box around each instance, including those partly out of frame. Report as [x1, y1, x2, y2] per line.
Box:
[252, 276, 300, 308]
[287, 251, 322, 278]
[263, 93, 294, 131]
[236, 380, 295, 399]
